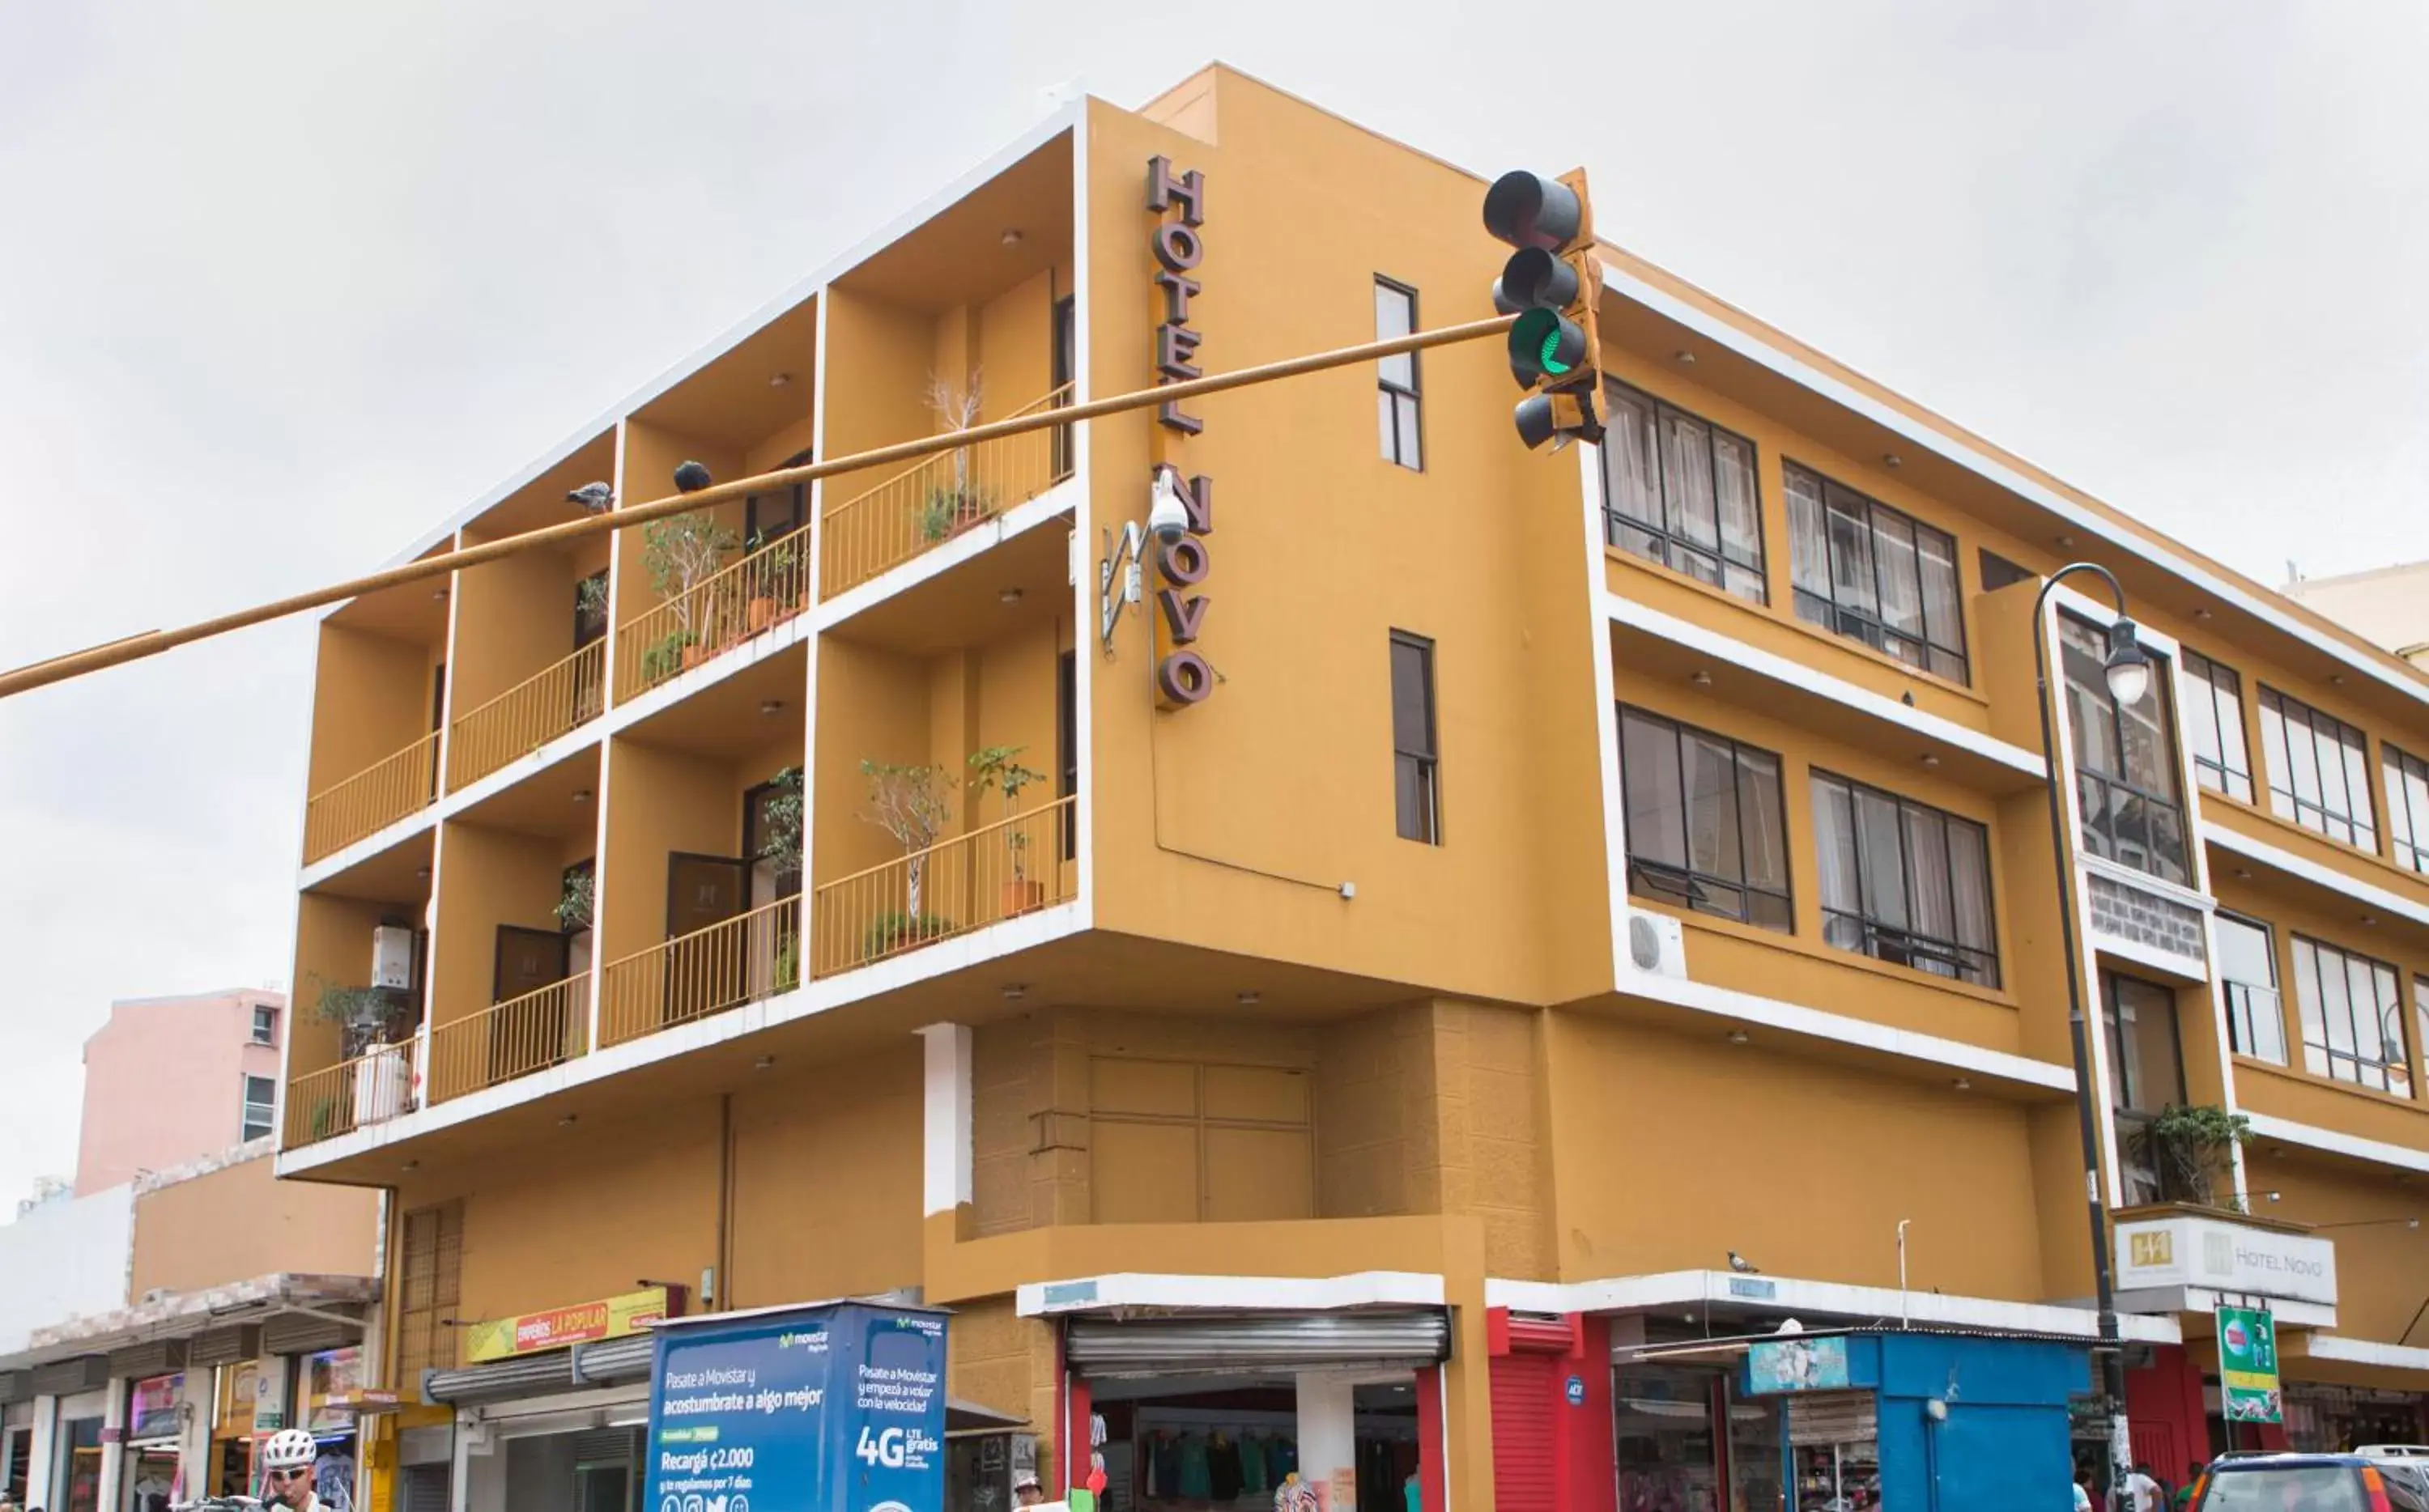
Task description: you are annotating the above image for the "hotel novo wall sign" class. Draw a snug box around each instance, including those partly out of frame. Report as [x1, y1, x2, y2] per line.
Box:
[1148, 155, 1216, 708]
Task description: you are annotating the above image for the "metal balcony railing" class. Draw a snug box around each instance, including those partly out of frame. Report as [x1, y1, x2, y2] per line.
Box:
[282, 1043, 415, 1149]
[819, 384, 1074, 599]
[598, 894, 802, 1048]
[303, 732, 441, 863]
[614, 529, 812, 701]
[426, 973, 591, 1103]
[809, 796, 1075, 977]
[448, 643, 606, 788]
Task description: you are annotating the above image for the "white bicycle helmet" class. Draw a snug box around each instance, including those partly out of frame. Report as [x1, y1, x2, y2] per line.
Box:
[262, 1428, 319, 1472]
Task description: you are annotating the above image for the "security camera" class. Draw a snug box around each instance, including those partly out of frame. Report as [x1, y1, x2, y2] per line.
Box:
[1147, 465, 1190, 548]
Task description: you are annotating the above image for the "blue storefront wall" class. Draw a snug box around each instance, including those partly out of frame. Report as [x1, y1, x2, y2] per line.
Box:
[1740, 1332, 2091, 1512]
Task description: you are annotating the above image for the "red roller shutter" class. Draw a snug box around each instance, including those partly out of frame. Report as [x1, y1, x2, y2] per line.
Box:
[1491, 1353, 1557, 1512]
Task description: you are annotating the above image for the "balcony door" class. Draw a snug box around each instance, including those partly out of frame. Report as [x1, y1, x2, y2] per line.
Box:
[2104, 970, 2187, 1206]
[665, 853, 747, 1024]
[492, 926, 572, 1080]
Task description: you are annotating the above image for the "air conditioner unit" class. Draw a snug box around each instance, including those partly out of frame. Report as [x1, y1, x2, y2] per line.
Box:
[371, 924, 416, 990]
[1625, 910, 1688, 979]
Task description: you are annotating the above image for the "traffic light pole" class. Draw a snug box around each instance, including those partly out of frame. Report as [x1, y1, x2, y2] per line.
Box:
[0, 313, 1517, 702]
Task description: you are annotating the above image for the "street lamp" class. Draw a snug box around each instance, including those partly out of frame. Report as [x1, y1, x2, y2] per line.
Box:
[2031, 561, 2150, 1512]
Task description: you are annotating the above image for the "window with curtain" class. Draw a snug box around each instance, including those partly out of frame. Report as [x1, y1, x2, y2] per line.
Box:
[2384, 743, 2429, 874]
[1784, 463, 1968, 683]
[2214, 912, 2287, 1065]
[2178, 650, 2253, 803]
[1617, 707, 1792, 931]
[1390, 631, 1440, 843]
[1810, 771, 1998, 987]
[1374, 278, 1423, 470]
[2104, 973, 2186, 1115]
[2291, 936, 2410, 1096]
[1600, 381, 1766, 603]
[2257, 688, 2378, 850]
[2060, 614, 2189, 885]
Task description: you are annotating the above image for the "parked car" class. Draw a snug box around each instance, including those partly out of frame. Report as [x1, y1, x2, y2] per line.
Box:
[2192, 1453, 2429, 1510]
[2361, 1447, 2429, 1463]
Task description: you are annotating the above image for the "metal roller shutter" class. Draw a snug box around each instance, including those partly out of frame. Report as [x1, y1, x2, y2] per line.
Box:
[423, 1351, 576, 1404]
[109, 1341, 186, 1378]
[1785, 1393, 1877, 1446]
[569, 1427, 638, 1465]
[400, 1464, 451, 1512]
[1488, 1354, 1555, 1512]
[1063, 1311, 1449, 1377]
[32, 1357, 108, 1395]
[572, 1336, 656, 1385]
[190, 1326, 262, 1368]
[0, 1371, 28, 1405]
[264, 1312, 361, 1356]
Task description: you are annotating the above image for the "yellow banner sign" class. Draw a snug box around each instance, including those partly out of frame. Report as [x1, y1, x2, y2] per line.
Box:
[464, 1286, 671, 1364]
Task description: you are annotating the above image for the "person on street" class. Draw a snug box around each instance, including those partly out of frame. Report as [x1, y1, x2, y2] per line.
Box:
[1015, 1475, 1044, 1509]
[260, 1429, 328, 1511]
[2125, 1462, 2166, 1512]
[2073, 1467, 2095, 1511]
[2172, 1460, 2204, 1508]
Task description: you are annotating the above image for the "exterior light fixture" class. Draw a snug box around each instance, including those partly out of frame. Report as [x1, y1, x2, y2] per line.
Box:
[1236, 991, 1261, 1006]
[2101, 618, 2150, 705]
[1002, 228, 1025, 247]
[572, 788, 593, 803]
[759, 699, 784, 716]
[1882, 453, 1903, 469]
[1689, 670, 1712, 687]
[768, 372, 792, 389]
[1000, 587, 1024, 605]
[1726, 1030, 1750, 1046]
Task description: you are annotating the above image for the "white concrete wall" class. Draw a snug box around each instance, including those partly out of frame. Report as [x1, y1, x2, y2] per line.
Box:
[0, 1183, 135, 1357]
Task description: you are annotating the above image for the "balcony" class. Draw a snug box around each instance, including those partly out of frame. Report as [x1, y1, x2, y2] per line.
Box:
[599, 894, 801, 1047]
[819, 384, 1074, 600]
[427, 973, 590, 1103]
[304, 733, 441, 863]
[449, 642, 606, 788]
[615, 530, 811, 702]
[283, 1043, 414, 1149]
[810, 796, 1075, 975]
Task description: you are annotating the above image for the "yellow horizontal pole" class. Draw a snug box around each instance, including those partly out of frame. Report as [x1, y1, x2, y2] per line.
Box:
[0, 316, 1517, 702]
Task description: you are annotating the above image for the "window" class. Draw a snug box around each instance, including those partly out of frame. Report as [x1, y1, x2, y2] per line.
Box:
[1811, 772, 1998, 987]
[1051, 293, 1076, 478]
[2104, 973, 2186, 1115]
[2385, 744, 2429, 874]
[1979, 548, 2036, 592]
[240, 1075, 275, 1142]
[2178, 650, 2253, 803]
[1617, 707, 1791, 931]
[2257, 688, 2376, 849]
[2291, 936, 2410, 1096]
[2060, 614, 2189, 885]
[250, 1004, 278, 1046]
[1373, 278, 1423, 469]
[1600, 382, 1766, 603]
[1057, 649, 1078, 861]
[745, 485, 805, 546]
[2215, 913, 2287, 1064]
[395, 1202, 465, 1380]
[1390, 631, 1440, 843]
[1785, 464, 1969, 683]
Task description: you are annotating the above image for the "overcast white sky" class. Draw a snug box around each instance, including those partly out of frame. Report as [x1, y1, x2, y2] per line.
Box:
[2, 2, 2424, 1208]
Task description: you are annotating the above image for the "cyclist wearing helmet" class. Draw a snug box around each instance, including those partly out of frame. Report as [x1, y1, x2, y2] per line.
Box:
[259, 1429, 326, 1511]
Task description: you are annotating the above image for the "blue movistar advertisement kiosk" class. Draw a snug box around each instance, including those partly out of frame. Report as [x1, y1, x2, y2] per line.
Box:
[642, 1300, 949, 1512]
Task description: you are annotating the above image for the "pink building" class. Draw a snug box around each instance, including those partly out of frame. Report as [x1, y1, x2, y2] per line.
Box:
[74, 988, 289, 1194]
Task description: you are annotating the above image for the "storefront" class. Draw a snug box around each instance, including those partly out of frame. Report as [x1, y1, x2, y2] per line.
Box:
[2284, 1382, 2429, 1454]
[119, 1370, 187, 1512]
[3, 1398, 31, 1505]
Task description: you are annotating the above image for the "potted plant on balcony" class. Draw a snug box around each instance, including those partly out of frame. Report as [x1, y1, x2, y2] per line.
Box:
[641, 511, 738, 671]
[742, 531, 805, 632]
[918, 367, 993, 543]
[859, 758, 956, 956]
[308, 976, 417, 1126]
[554, 868, 595, 932]
[2133, 1103, 2252, 1210]
[968, 744, 1047, 917]
[759, 766, 804, 876]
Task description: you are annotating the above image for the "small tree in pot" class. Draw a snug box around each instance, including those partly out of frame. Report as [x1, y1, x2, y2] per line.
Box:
[859, 759, 956, 957]
[2133, 1103, 2253, 1210]
[308, 977, 415, 1061]
[641, 512, 739, 671]
[919, 367, 992, 540]
[968, 744, 1048, 917]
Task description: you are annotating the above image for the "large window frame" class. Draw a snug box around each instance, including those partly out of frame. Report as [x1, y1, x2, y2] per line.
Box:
[240, 1074, 276, 1142]
[1616, 707, 1793, 932]
[2291, 935, 2412, 1097]
[1785, 464, 1969, 683]
[1389, 631, 1440, 844]
[1810, 771, 2000, 987]
[2178, 649, 2254, 803]
[2257, 687, 2378, 851]
[1373, 278, 1423, 471]
[2214, 911, 2287, 1065]
[1600, 381, 1767, 603]
[2384, 743, 2429, 875]
[2059, 613, 2190, 885]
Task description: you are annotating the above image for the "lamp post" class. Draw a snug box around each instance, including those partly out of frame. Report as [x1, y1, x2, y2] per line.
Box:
[2031, 562, 2150, 1512]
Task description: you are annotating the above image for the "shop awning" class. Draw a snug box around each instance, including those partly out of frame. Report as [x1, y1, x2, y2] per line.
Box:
[0, 1273, 376, 1374]
[1065, 1310, 1450, 1378]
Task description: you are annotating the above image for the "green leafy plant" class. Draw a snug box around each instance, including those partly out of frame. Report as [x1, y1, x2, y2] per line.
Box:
[2134, 1104, 2252, 1209]
[860, 760, 956, 917]
[640, 628, 698, 685]
[917, 485, 993, 543]
[968, 745, 1046, 881]
[759, 767, 804, 873]
[773, 934, 800, 992]
[574, 572, 610, 622]
[642, 512, 740, 635]
[861, 911, 955, 961]
[554, 869, 594, 932]
[308, 976, 413, 1060]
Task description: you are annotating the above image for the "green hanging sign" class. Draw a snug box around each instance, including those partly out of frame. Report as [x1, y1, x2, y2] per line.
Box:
[2217, 1306, 2282, 1424]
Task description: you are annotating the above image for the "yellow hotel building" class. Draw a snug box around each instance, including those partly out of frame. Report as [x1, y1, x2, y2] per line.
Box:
[274, 64, 2429, 1512]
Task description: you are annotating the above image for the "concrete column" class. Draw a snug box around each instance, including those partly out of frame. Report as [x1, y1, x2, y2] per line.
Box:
[1296, 1373, 1358, 1512]
[24, 1396, 57, 1509]
[96, 1378, 128, 1512]
[919, 1022, 974, 1221]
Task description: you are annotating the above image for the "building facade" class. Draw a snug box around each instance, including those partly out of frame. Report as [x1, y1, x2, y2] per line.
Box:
[2285, 560, 2429, 671]
[76, 988, 291, 1195]
[270, 66, 2429, 1512]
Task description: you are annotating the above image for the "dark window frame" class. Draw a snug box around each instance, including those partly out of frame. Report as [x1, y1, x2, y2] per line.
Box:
[1785, 462, 1971, 684]
[1810, 770, 2001, 987]
[249, 1003, 278, 1046]
[2214, 911, 2287, 1066]
[2384, 742, 2429, 875]
[2059, 613, 2190, 885]
[1389, 631, 1440, 844]
[1599, 380, 1768, 604]
[2257, 686, 2378, 850]
[742, 780, 802, 901]
[1374, 278, 1423, 471]
[2178, 648, 2254, 803]
[1615, 705, 1793, 932]
[745, 485, 806, 547]
[2291, 933, 2412, 1097]
[2102, 971, 2187, 1115]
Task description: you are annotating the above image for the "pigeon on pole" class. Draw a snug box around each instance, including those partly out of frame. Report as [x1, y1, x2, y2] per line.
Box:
[566, 482, 615, 513]
[673, 461, 713, 493]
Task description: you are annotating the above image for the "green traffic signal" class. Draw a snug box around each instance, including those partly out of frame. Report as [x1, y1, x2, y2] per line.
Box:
[1509, 308, 1586, 385]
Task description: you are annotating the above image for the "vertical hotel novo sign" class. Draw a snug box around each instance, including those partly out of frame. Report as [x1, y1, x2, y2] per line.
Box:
[1148, 155, 1215, 708]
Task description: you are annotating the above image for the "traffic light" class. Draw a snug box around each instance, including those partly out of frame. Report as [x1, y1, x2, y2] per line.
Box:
[1484, 168, 1603, 450]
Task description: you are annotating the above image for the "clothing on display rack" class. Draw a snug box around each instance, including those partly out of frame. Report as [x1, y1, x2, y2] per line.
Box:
[1136, 1426, 1304, 1510]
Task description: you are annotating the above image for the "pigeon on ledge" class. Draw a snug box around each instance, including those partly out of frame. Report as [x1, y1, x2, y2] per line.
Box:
[1727, 1251, 1760, 1274]
[566, 482, 614, 513]
[673, 461, 713, 493]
